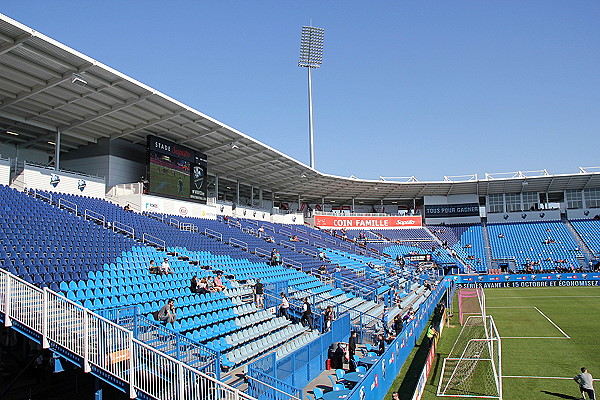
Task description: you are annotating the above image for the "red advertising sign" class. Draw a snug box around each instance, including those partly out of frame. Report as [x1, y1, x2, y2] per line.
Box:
[314, 215, 422, 229]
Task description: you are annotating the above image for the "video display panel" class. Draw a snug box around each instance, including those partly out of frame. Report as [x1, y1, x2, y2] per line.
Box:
[147, 135, 207, 203]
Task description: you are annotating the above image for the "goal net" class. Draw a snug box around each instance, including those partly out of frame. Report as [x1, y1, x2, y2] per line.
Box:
[437, 315, 502, 399]
[458, 287, 486, 325]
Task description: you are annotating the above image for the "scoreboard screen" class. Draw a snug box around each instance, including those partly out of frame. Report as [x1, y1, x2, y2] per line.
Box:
[147, 135, 207, 203]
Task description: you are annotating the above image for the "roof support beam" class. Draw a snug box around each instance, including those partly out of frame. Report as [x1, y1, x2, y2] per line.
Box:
[0, 61, 92, 115]
[58, 93, 153, 131]
[213, 148, 268, 167]
[178, 126, 220, 144]
[110, 110, 184, 140]
[0, 33, 32, 56]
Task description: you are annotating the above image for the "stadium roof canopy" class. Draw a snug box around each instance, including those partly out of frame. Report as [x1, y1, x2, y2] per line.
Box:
[1, 13, 599, 204]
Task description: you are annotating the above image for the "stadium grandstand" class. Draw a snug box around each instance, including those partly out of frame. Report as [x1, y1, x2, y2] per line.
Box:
[0, 12, 599, 400]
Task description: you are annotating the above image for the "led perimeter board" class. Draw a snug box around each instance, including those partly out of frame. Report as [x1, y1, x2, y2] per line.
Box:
[147, 135, 207, 203]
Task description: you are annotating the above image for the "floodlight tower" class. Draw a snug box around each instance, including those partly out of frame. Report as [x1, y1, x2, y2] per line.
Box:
[298, 25, 324, 169]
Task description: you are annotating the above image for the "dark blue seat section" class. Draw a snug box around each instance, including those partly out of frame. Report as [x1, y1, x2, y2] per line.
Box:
[488, 221, 581, 271]
[0, 185, 136, 291]
[31, 190, 390, 297]
[429, 224, 488, 271]
[170, 215, 389, 296]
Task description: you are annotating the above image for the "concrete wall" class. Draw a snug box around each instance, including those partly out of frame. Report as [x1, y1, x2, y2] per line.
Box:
[141, 194, 217, 220]
[566, 208, 600, 220]
[20, 163, 105, 198]
[0, 142, 49, 165]
[61, 138, 146, 189]
[486, 209, 561, 223]
[0, 158, 10, 186]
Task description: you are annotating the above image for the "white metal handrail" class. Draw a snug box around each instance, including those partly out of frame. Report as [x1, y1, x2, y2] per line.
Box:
[113, 221, 135, 238]
[229, 238, 248, 251]
[84, 209, 106, 226]
[169, 218, 181, 229]
[58, 198, 78, 214]
[205, 229, 223, 241]
[181, 222, 198, 232]
[142, 233, 166, 250]
[255, 248, 270, 257]
[279, 228, 293, 236]
[282, 258, 301, 269]
[0, 269, 254, 400]
[301, 248, 317, 257]
[30, 189, 52, 203]
[280, 241, 296, 251]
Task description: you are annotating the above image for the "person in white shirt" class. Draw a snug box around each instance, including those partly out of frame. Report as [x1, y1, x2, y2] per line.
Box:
[279, 292, 289, 320]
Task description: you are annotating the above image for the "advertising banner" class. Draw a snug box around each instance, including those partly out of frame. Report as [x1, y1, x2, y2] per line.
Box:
[313, 215, 422, 229]
[424, 203, 480, 218]
[456, 272, 600, 288]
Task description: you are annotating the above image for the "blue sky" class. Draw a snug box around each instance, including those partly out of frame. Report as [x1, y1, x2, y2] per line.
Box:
[3, 1, 600, 181]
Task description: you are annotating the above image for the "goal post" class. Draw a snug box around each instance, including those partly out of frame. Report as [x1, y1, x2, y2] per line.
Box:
[458, 287, 486, 325]
[437, 315, 502, 399]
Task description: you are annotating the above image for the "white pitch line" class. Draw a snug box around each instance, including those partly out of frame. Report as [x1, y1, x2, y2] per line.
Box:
[490, 296, 600, 299]
[503, 375, 572, 380]
[504, 376, 599, 381]
[534, 306, 571, 338]
[501, 336, 569, 339]
[487, 306, 532, 309]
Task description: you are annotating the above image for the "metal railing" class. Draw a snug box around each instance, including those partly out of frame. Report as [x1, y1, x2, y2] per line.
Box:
[229, 238, 248, 251]
[58, 198, 78, 214]
[30, 188, 52, 203]
[84, 209, 105, 226]
[246, 371, 302, 400]
[98, 306, 220, 378]
[279, 241, 296, 251]
[181, 222, 198, 232]
[282, 258, 302, 269]
[279, 228, 293, 236]
[113, 221, 135, 238]
[255, 248, 270, 258]
[205, 228, 223, 241]
[0, 269, 254, 400]
[301, 248, 317, 257]
[142, 233, 166, 250]
[169, 218, 181, 229]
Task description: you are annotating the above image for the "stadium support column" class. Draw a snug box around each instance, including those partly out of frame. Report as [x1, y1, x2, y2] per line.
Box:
[308, 67, 315, 168]
[215, 175, 219, 200]
[352, 198, 355, 213]
[54, 128, 61, 171]
[236, 181, 240, 205]
[259, 188, 263, 208]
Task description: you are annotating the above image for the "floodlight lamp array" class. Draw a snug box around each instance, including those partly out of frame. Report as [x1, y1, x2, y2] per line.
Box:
[299, 26, 324, 68]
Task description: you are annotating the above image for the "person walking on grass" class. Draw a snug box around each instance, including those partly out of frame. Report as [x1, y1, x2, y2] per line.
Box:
[574, 367, 595, 400]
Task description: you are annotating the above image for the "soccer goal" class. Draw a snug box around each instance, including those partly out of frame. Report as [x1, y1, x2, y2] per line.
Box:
[437, 315, 502, 399]
[458, 287, 486, 325]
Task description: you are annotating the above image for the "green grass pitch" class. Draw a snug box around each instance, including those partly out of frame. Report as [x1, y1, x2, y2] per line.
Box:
[419, 286, 600, 400]
[148, 162, 190, 198]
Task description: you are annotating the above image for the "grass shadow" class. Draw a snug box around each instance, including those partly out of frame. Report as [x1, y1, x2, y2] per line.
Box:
[540, 390, 580, 399]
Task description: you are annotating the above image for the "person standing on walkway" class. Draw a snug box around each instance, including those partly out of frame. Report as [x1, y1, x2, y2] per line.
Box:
[279, 292, 289, 320]
[300, 298, 313, 331]
[254, 278, 264, 308]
